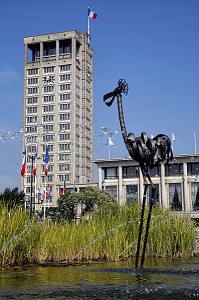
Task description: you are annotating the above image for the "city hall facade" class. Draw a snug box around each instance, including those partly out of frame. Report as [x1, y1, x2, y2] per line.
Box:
[94, 154, 199, 216]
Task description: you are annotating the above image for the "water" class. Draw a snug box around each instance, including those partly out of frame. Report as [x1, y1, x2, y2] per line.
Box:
[0, 258, 199, 299]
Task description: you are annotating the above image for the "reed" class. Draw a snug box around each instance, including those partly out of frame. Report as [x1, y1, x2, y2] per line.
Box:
[0, 201, 196, 266]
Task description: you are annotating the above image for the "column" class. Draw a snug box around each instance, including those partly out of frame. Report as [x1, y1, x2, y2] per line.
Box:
[118, 165, 124, 205]
[40, 42, 43, 62]
[98, 166, 103, 190]
[56, 40, 59, 60]
[161, 163, 167, 208]
[183, 162, 189, 211]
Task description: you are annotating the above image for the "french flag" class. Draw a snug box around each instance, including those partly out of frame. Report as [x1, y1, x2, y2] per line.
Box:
[88, 7, 97, 20]
[33, 150, 37, 176]
[36, 187, 41, 204]
[42, 184, 50, 199]
[21, 148, 26, 177]
[44, 145, 49, 176]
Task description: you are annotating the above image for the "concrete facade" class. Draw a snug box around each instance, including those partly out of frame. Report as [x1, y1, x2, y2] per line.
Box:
[94, 154, 199, 217]
[22, 30, 94, 208]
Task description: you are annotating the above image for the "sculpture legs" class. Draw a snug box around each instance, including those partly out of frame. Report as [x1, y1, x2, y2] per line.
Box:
[140, 186, 155, 267]
[135, 183, 148, 268]
[135, 170, 155, 268]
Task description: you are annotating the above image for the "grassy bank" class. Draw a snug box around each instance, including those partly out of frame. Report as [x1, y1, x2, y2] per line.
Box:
[0, 202, 196, 266]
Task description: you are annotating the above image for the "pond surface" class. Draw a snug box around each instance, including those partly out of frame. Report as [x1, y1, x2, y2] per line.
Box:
[0, 258, 199, 299]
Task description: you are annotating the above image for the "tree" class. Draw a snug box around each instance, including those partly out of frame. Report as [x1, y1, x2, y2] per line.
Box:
[0, 187, 25, 209]
[47, 186, 118, 222]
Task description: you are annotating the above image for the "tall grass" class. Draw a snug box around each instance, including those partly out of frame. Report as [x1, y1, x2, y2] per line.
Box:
[0, 202, 196, 266]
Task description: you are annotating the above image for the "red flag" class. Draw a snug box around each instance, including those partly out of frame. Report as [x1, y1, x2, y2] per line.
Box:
[21, 148, 26, 177]
[33, 150, 37, 176]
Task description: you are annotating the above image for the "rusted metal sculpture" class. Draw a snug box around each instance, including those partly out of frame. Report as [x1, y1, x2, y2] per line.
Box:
[103, 79, 173, 268]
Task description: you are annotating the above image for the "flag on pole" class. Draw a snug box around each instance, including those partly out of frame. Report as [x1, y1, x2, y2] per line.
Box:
[44, 145, 49, 176]
[47, 184, 51, 201]
[42, 184, 49, 199]
[108, 137, 115, 147]
[172, 132, 179, 143]
[33, 150, 37, 176]
[88, 7, 97, 19]
[172, 132, 176, 141]
[21, 148, 26, 177]
[36, 186, 41, 204]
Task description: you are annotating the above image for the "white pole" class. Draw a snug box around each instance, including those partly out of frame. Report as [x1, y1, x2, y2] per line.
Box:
[109, 143, 110, 159]
[34, 146, 37, 211]
[87, 15, 90, 44]
[171, 133, 174, 153]
[34, 174, 37, 211]
[44, 178, 46, 220]
[24, 143, 27, 211]
[194, 130, 197, 154]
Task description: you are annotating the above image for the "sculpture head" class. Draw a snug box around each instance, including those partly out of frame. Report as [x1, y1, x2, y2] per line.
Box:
[103, 79, 129, 107]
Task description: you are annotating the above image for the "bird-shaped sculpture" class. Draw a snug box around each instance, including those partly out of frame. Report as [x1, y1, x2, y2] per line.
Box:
[103, 79, 173, 268]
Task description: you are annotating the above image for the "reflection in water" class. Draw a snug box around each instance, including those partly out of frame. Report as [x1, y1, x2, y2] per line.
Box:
[0, 259, 199, 299]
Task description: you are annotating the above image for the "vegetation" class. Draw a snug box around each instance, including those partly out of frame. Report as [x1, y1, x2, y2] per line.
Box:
[0, 199, 196, 267]
[0, 187, 25, 210]
[46, 187, 118, 222]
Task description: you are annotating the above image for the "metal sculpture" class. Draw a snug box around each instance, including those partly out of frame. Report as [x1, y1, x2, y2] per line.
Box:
[103, 79, 173, 268]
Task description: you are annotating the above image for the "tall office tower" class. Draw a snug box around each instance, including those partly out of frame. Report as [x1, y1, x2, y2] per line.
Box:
[22, 30, 94, 208]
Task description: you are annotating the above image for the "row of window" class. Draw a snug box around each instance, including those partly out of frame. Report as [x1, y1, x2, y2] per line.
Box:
[27, 74, 71, 86]
[106, 182, 199, 211]
[104, 163, 199, 178]
[27, 84, 71, 95]
[42, 105, 70, 113]
[26, 94, 71, 105]
[27, 65, 71, 76]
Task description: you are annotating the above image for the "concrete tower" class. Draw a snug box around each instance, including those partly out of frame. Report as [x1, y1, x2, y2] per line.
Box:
[22, 30, 94, 210]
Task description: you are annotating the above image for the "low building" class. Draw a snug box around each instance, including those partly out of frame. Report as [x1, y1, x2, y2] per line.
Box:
[94, 154, 199, 218]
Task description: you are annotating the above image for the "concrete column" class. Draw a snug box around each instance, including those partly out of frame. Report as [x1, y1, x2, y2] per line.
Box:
[183, 162, 189, 211]
[40, 42, 43, 62]
[56, 40, 59, 60]
[161, 163, 167, 208]
[24, 43, 28, 64]
[118, 165, 124, 205]
[98, 167, 103, 189]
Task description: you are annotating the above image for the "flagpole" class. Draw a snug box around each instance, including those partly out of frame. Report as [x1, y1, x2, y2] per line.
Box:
[194, 130, 197, 154]
[44, 177, 46, 220]
[34, 145, 37, 211]
[171, 132, 174, 154]
[34, 173, 37, 210]
[108, 137, 111, 159]
[24, 143, 27, 211]
[87, 9, 90, 44]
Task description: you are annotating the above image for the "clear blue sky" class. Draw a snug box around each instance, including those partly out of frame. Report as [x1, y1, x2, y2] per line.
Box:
[0, 0, 198, 192]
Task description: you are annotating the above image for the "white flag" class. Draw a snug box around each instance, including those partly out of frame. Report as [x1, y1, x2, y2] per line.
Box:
[108, 137, 115, 146]
[172, 132, 179, 143]
[172, 132, 176, 141]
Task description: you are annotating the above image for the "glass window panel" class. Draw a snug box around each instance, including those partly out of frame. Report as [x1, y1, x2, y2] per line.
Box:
[106, 186, 117, 198]
[122, 166, 139, 178]
[187, 163, 199, 175]
[105, 167, 118, 179]
[192, 182, 199, 211]
[126, 185, 138, 204]
[165, 164, 183, 176]
[169, 183, 182, 211]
